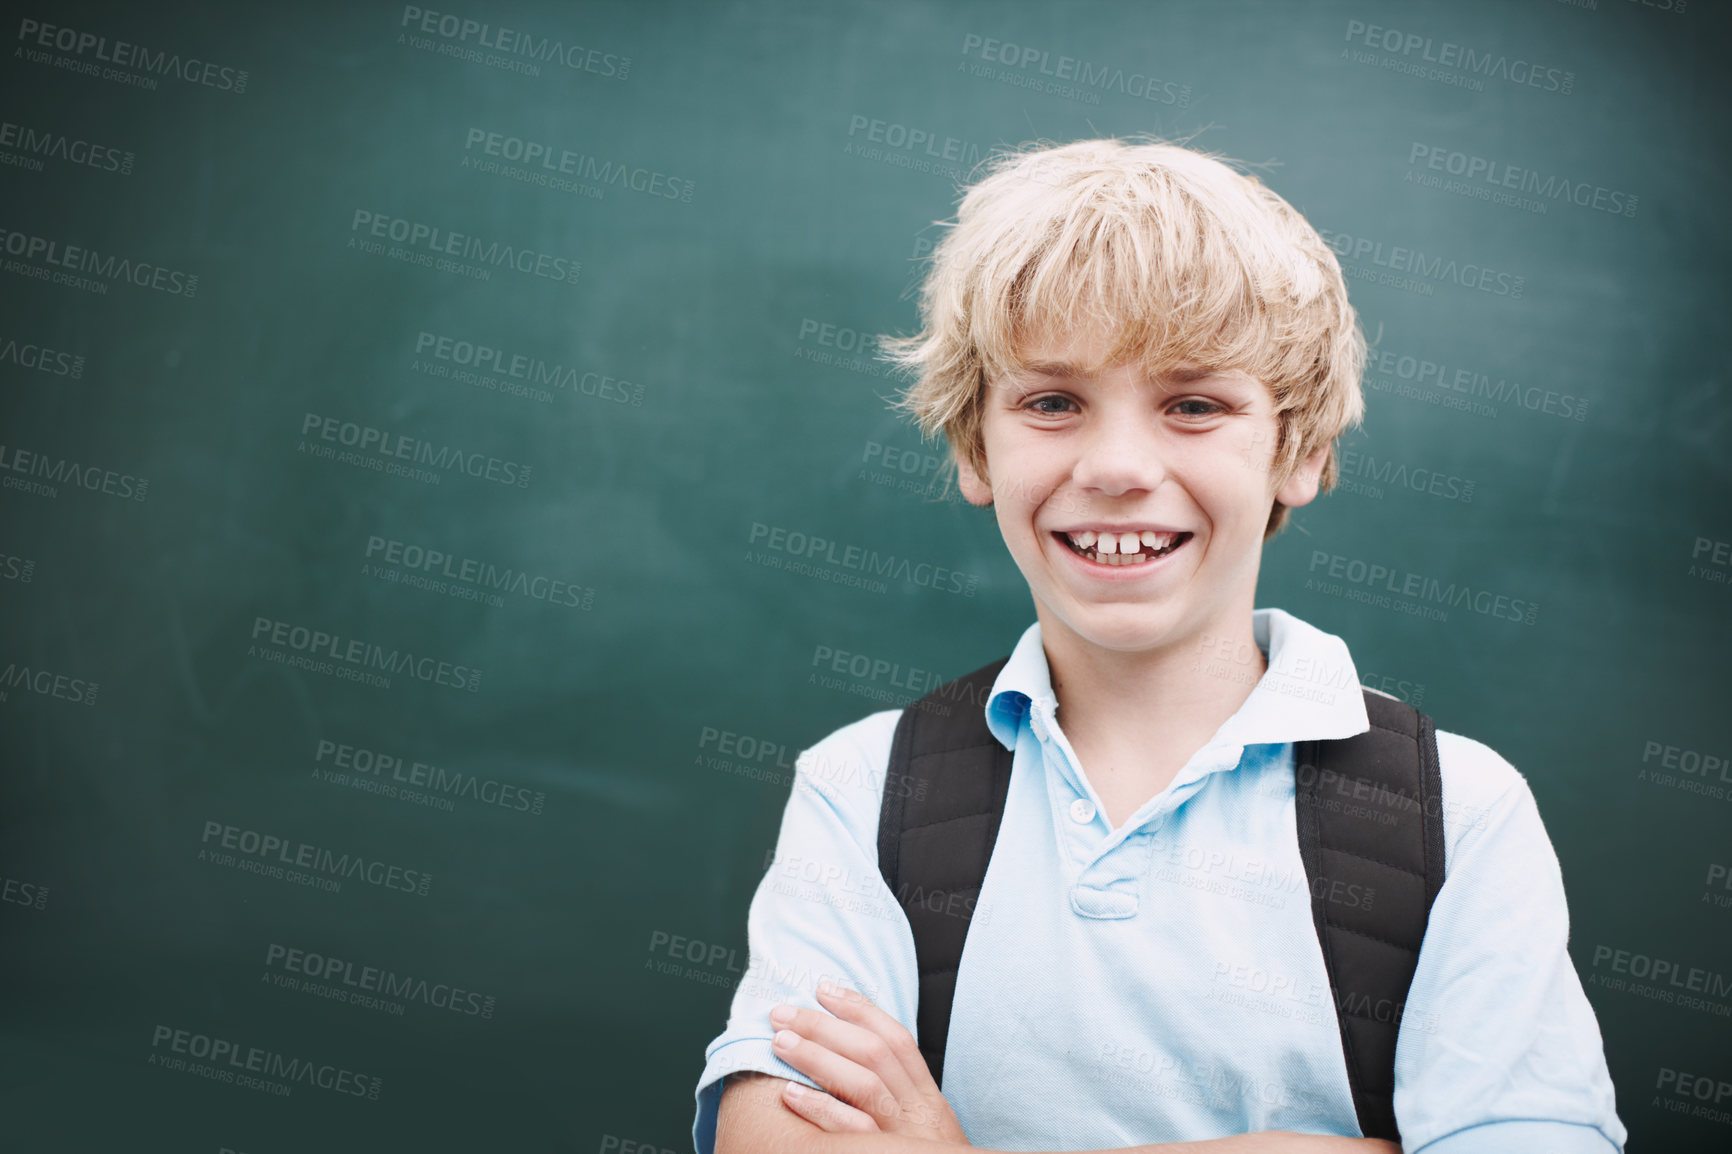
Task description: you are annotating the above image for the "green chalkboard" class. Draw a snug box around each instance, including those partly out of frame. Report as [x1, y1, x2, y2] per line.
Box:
[1, 0, 1727, 1150]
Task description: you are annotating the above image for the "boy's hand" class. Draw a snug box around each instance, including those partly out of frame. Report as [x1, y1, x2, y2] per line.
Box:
[768, 981, 971, 1144]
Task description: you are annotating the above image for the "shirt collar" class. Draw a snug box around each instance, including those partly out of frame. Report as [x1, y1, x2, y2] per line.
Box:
[983, 608, 1370, 752]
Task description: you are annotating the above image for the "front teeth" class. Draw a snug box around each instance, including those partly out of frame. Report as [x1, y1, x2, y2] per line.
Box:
[1091, 531, 1148, 556]
[1063, 529, 1183, 565]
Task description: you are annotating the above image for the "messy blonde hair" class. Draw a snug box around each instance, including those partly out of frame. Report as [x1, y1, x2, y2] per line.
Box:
[878, 136, 1366, 537]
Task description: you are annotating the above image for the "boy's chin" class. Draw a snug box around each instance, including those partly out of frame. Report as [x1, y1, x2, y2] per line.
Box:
[1040, 605, 1196, 653]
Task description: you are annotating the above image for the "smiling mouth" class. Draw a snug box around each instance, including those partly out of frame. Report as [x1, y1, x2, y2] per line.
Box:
[1056, 530, 1193, 566]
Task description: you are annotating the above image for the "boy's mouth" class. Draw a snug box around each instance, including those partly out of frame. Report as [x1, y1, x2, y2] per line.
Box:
[1056, 529, 1192, 566]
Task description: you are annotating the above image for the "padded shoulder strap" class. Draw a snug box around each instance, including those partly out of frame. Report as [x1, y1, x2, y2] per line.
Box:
[877, 657, 1011, 1090]
[1293, 690, 1446, 1143]
[879, 672, 1447, 1134]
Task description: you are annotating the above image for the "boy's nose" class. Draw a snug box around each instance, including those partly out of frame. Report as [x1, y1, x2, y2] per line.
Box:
[1071, 419, 1168, 496]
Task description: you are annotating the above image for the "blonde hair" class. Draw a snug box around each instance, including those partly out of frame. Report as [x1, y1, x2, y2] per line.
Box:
[878, 136, 1366, 537]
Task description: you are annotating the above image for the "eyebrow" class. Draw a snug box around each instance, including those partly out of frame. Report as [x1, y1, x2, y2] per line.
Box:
[1014, 361, 1236, 386]
[1018, 360, 1092, 379]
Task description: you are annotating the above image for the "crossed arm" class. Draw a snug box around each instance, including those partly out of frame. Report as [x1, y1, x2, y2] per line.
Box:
[712, 982, 1401, 1154]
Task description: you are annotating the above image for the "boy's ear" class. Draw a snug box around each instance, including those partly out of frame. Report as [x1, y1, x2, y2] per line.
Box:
[1274, 444, 1331, 510]
[952, 442, 993, 507]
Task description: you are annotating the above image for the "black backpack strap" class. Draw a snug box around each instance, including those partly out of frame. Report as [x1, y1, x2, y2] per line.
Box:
[877, 657, 1012, 1090]
[1293, 689, 1446, 1143]
[878, 669, 1448, 1136]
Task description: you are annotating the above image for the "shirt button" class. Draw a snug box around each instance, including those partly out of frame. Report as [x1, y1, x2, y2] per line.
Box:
[1030, 713, 1050, 743]
[1069, 798, 1096, 824]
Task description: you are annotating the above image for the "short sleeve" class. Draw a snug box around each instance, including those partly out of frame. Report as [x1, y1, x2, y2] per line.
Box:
[1394, 730, 1626, 1152]
[691, 709, 919, 1154]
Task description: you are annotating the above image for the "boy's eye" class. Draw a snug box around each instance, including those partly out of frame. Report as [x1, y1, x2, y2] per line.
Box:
[1171, 398, 1225, 417]
[1025, 394, 1078, 415]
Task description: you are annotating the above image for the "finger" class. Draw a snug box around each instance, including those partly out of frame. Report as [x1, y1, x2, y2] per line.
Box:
[771, 1024, 895, 1116]
[773, 1018, 954, 1137]
[814, 983, 934, 1092]
[781, 1079, 879, 1134]
[772, 1005, 920, 1109]
[808, 987, 967, 1141]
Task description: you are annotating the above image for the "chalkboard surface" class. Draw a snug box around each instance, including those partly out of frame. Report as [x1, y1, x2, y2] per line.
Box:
[2, 1, 1728, 1151]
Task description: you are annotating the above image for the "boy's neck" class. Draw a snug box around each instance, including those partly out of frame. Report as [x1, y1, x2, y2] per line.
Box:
[1038, 610, 1268, 793]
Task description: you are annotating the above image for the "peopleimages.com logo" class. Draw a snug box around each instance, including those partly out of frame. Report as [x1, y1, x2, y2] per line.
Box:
[200, 821, 434, 896]
[249, 615, 482, 692]
[148, 1024, 380, 1099]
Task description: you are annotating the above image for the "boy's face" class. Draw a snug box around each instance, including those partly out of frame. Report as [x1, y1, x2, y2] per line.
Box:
[955, 326, 1328, 661]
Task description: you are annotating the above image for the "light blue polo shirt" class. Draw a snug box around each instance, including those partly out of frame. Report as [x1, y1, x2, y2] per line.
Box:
[692, 608, 1625, 1152]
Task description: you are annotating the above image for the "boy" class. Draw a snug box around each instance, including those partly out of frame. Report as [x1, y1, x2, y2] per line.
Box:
[693, 138, 1624, 1153]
